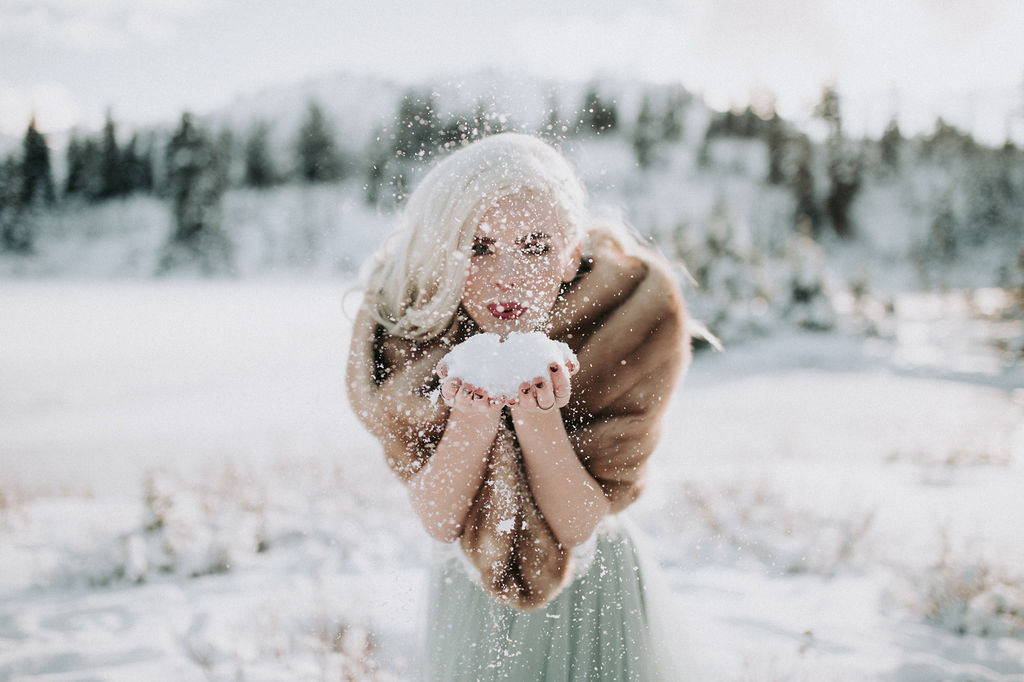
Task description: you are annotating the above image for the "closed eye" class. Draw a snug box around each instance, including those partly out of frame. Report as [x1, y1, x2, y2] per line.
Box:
[519, 232, 552, 255]
[471, 238, 495, 256]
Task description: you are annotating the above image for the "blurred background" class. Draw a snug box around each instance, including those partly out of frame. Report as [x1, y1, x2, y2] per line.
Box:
[2, 0, 1023, 308]
[2, 2, 1023, 681]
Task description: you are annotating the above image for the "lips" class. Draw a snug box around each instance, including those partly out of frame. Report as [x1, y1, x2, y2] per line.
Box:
[487, 301, 526, 320]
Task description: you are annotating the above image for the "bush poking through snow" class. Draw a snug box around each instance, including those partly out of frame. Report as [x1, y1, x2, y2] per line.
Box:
[137, 467, 268, 579]
[675, 478, 875, 575]
[902, 531, 1024, 638]
[181, 596, 397, 682]
[884, 444, 1013, 486]
[47, 459, 422, 589]
[671, 204, 837, 346]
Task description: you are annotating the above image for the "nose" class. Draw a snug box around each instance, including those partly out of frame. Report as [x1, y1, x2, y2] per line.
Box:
[492, 251, 519, 289]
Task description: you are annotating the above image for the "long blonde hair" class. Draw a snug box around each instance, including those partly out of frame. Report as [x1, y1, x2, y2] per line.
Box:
[362, 133, 589, 340]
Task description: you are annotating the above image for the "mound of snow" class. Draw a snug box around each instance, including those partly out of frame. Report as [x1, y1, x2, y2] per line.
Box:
[438, 331, 576, 398]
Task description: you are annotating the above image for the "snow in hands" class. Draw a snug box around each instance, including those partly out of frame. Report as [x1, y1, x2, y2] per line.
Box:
[437, 331, 577, 400]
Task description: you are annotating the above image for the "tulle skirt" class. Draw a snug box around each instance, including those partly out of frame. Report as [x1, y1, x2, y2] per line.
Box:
[419, 515, 699, 681]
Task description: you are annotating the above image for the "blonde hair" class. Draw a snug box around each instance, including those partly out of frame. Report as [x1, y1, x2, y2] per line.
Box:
[362, 133, 590, 340]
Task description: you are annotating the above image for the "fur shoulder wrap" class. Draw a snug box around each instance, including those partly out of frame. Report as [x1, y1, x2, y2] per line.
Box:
[346, 231, 690, 610]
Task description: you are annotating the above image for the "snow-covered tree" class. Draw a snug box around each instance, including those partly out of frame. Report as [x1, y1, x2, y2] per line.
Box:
[661, 87, 688, 142]
[2, 118, 55, 252]
[0, 155, 28, 252]
[789, 135, 820, 234]
[631, 94, 660, 169]
[244, 121, 278, 188]
[63, 133, 90, 199]
[159, 113, 231, 273]
[19, 117, 55, 209]
[879, 118, 902, 171]
[778, 228, 835, 331]
[122, 133, 155, 195]
[765, 107, 786, 185]
[577, 85, 618, 135]
[815, 86, 861, 238]
[98, 112, 128, 200]
[541, 91, 566, 141]
[679, 202, 774, 343]
[296, 100, 342, 183]
[392, 91, 438, 159]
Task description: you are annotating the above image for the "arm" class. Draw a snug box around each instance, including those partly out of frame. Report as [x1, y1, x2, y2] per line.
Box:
[406, 379, 502, 543]
[510, 364, 610, 548]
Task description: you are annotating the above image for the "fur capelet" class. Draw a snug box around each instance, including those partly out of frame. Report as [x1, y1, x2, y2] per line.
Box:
[346, 231, 690, 610]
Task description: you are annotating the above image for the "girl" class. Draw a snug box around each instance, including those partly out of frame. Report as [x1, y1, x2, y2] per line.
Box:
[347, 133, 694, 680]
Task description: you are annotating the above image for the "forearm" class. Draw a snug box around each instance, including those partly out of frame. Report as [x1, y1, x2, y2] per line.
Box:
[512, 410, 610, 547]
[407, 410, 498, 543]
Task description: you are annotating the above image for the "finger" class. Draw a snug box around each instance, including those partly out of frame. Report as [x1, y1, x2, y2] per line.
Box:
[435, 363, 448, 379]
[517, 381, 533, 408]
[549, 362, 571, 407]
[532, 375, 556, 411]
[440, 376, 462, 405]
[453, 382, 476, 411]
[467, 384, 489, 413]
[565, 358, 579, 376]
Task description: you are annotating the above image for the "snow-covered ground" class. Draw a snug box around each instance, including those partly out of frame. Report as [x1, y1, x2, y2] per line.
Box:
[1, 281, 1023, 681]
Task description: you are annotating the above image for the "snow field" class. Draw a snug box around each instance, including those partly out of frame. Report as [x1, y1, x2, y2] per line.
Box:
[1, 282, 1023, 681]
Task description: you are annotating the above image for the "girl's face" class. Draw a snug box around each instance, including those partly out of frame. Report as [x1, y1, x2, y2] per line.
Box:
[461, 191, 580, 336]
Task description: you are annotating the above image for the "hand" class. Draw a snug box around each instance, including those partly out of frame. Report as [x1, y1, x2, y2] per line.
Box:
[511, 360, 576, 414]
[435, 363, 504, 413]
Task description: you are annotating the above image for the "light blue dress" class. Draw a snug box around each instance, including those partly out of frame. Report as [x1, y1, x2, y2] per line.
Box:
[420, 516, 698, 681]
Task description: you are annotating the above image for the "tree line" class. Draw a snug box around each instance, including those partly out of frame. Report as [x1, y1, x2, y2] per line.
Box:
[0, 84, 630, 259]
[2, 82, 1021, 273]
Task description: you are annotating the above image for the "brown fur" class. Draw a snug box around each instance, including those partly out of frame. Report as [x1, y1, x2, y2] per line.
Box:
[347, 231, 690, 610]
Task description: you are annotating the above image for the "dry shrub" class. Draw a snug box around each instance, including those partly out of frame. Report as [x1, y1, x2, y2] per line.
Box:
[904, 530, 1024, 638]
[677, 477, 876, 575]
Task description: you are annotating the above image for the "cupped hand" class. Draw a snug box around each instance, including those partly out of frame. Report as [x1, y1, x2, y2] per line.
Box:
[436, 363, 504, 413]
[511, 360, 575, 414]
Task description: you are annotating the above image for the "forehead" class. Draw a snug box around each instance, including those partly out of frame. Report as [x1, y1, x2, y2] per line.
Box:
[476, 190, 566, 237]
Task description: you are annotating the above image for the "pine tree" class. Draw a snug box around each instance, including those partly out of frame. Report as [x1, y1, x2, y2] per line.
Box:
[472, 99, 506, 139]
[438, 112, 473, 150]
[879, 118, 902, 170]
[98, 112, 127, 199]
[392, 91, 438, 159]
[159, 112, 231, 273]
[662, 87, 687, 142]
[815, 85, 842, 138]
[243, 121, 278, 188]
[79, 138, 104, 200]
[215, 128, 236, 188]
[296, 100, 342, 183]
[363, 129, 391, 206]
[631, 94, 660, 169]
[815, 85, 861, 238]
[0, 155, 29, 252]
[765, 107, 786, 185]
[122, 133, 154, 194]
[790, 135, 819, 234]
[19, 117, 55, 208]
[579, 85, 618, 135]
[64, 133, 89, 198]
[542, 92, 564, 140]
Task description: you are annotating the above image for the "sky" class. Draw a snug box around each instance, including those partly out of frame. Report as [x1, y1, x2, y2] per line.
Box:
[2, 0, 1023, 144]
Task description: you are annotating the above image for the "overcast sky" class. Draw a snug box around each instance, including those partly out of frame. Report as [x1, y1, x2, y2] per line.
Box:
[2, 0, 1023, 143]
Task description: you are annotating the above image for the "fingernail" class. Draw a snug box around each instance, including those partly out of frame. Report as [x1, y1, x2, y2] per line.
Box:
[535, 381, 545, 388]
[522, 387, 530, 394]
[550, 364, 559, 373]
